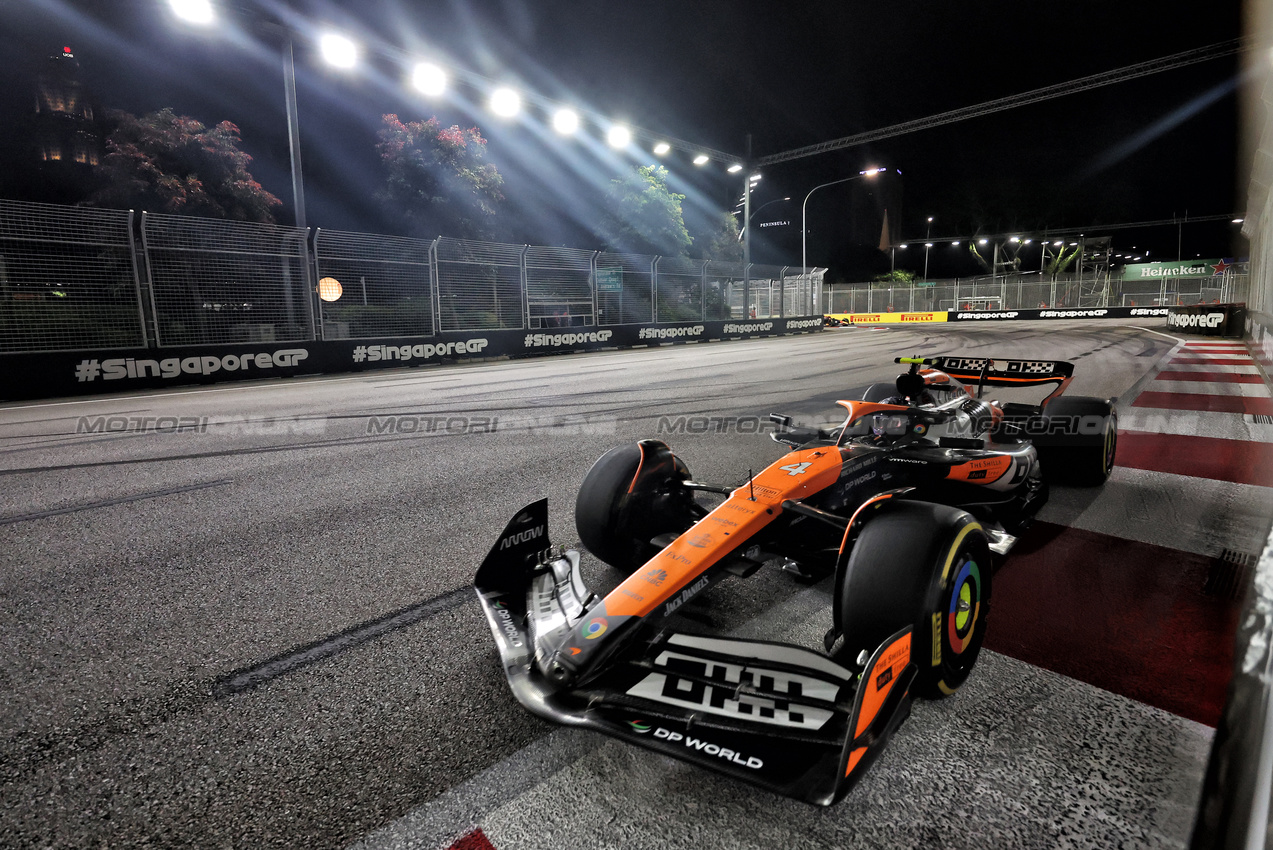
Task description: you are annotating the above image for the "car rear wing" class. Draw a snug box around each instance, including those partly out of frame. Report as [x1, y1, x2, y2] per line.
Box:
[897, 355, 1074, 402]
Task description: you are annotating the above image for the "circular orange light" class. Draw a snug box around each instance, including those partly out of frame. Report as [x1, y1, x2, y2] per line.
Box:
[317, 277, 343, 302]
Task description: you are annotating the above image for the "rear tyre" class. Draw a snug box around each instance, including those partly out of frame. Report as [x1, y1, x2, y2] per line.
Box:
[1034, 397, 1117, 486]
[862, 382, 896, 403]
[575, 441, 699, 573]
[836, 501, 992, 698]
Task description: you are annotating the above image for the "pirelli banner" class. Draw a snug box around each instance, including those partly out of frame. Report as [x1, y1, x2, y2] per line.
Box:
[0, 317, 824, 401]
[826, 311, 948, 324]
[1165, 303, 1246, 337]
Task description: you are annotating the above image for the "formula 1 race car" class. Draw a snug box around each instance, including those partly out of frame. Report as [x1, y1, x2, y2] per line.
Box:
[475, 355, 1116, 804]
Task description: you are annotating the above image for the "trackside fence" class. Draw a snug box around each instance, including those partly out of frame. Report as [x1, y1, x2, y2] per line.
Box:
[0, 200, 145, 353]
[0, 199, 824, 355]
[825, 273, 1250, 315]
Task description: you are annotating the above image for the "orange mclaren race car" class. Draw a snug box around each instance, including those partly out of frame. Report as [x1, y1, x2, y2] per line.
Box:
[475, 355, 1117, 805]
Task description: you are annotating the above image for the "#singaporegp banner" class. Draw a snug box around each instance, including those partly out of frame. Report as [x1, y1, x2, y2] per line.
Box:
[0, 317, 825, 401]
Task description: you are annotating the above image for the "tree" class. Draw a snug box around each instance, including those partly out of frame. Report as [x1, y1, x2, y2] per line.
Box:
[85, 108, 280, 222]
[873, 269, 917, 284]
[376, 114, 505, 241]
[967, 242, 993, 273]
[600, 165, 691, 257]
[1045, 243, 1081, 278]
[694, 211, 744, 263]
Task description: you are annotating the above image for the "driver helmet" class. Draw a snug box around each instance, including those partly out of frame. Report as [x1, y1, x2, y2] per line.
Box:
[894, 371, 936, 405]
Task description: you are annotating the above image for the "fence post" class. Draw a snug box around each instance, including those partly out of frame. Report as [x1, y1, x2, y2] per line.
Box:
[297, 228, 314, 340]
[312, 227, 325, 339]
[651, 256, 660, 323]
[591, 251, 601, 325]
[779, 266, 789, 317]
[139, 211, 164, 348]
[429, 237, 441, 334]
[125, 210, 150, 348]
[700, 259, 707, 321]
[520, 244, 531, 330]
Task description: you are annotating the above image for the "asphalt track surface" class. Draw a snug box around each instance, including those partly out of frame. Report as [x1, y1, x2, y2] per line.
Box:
[1, 320, 1269, 849]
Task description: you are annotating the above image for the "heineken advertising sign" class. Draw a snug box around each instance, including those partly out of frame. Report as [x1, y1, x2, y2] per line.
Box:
[1121, 258, 1236, 281]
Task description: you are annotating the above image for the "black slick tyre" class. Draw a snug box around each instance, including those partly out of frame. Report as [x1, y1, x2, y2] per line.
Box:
[574, 441, 697, 573]
[1034, 397, 1117, 486]
[836, 501, 992, 699]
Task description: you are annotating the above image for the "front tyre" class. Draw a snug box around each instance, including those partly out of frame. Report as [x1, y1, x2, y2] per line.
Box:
[575, 441, 700, 573]
[836, 501, 992, 698]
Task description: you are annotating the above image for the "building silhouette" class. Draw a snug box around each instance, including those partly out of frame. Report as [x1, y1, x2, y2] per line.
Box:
[4, 45, 105, 203]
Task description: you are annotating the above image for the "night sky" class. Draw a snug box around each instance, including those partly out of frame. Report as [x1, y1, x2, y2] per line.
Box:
[0, 0, 1249, 279]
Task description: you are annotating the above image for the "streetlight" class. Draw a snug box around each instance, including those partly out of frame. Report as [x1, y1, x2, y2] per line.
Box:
[319, 33, 358, 68]
[489, 87, 521, 117]
[801, 168, 884, 282]
[891, 243, 907, 273]
[411, 63, 447, 96]
[606, 125, 632, 148]
[167, 2, 317, 229]
[551, 108, 579, 135]
[738, 197, 791, 242]
[169, 0, 213, 25]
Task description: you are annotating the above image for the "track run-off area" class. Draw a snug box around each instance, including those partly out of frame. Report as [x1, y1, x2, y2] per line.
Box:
[1, 319, 1270, 849]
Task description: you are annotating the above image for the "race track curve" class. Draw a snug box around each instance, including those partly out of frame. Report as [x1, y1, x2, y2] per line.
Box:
[1, 319, 1268, 850]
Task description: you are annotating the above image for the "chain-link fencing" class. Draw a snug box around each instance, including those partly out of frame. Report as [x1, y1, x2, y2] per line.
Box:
[142, 213, 312, 346]
[0, 201, 827, 353]
[314, 229, 433, 339]
[826, 272, 1251, 313]
[0, 200, 145, 353]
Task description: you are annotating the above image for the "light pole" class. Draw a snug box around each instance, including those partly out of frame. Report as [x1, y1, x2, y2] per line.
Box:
[922, 216, 933, 281]
[801, 168, 884, 286]
[281, 35, 306, 229]
[167, 2, 324, 230]
[742, 169, 760, 317]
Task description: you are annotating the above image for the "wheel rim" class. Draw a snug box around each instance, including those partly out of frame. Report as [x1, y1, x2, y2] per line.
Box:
[946, 554, 982, 655]
[1103, 417, 1118, 474]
